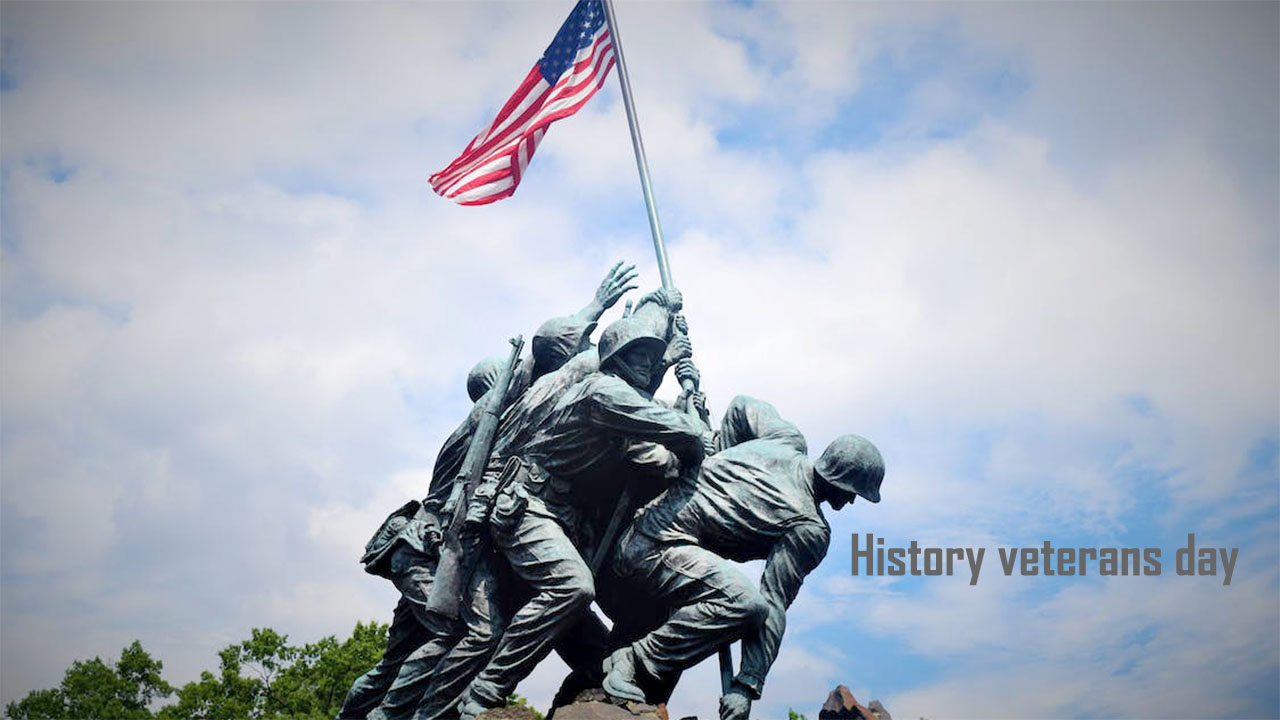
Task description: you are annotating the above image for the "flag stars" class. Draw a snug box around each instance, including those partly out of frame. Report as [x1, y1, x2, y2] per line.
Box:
[538, 0, 605, 84]
[430, 0, 614, 205]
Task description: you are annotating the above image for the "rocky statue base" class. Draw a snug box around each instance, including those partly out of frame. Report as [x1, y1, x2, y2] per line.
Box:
[472, 684, 891, 720]
[471, 708, 544, 720]
[551, 690, 667, 720]
[475, 690, 667, 720]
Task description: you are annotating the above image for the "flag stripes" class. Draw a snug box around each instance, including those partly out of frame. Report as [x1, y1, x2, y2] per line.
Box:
[430, 2, 616, 206]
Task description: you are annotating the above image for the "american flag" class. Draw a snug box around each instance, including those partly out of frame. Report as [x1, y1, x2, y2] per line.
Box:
[429, 0, 616, 206]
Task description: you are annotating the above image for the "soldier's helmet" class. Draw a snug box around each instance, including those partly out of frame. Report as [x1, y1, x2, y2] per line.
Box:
[597, 316, 667, 370]
[815, 434, 885, 503]
[466, 357, 505, 402]
[531, 315, 597, 377]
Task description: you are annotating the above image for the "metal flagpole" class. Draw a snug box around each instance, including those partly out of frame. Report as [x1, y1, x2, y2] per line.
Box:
[599, 0, 736, 698]
[600, 0, 690, 390]
[601, 0, 673, 291]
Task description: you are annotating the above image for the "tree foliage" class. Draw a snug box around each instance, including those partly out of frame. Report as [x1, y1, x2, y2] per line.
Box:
[506, 693, 544, 720]
[6, 622, 388, 720]
[6, 641, 173, 719]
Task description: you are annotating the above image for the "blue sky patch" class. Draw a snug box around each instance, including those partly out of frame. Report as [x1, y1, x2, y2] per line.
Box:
[818, 26, 1029, 152]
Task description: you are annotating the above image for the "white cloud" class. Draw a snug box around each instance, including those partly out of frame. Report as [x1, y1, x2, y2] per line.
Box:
[1, 2, 1275, 719]
[870, 569, 1279, 719]
[308, 469, 431, 557]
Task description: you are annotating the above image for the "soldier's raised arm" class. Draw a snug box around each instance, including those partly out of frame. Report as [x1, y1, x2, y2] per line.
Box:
[582, 371, 708, 470]
[573, 260, 639, 324]
[527, 262, 638, 382]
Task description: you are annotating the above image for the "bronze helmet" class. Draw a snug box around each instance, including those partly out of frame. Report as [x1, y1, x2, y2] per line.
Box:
[597, 316, 666, 370]
[814, 435, 884, 503]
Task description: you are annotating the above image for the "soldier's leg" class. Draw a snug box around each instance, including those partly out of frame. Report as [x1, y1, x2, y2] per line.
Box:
[361, 546, 443, 720]
[462, 501, 595, 711]
[548, 610, 610, 709]
[368, 634, 457, 720]
[605, 543, 766, 699]
[338, 595, 433, 719]
[410, 556, 509, 720]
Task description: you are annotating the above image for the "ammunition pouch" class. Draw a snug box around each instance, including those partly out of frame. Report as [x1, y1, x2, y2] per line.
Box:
[484, 457, 537, 533]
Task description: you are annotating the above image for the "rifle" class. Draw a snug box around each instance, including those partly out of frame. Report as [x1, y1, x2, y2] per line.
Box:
[424, 335, 524, 623]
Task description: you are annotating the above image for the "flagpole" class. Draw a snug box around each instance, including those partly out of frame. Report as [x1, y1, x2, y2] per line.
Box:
[599, 0, 736, 699]
[601, 0, 673, 291]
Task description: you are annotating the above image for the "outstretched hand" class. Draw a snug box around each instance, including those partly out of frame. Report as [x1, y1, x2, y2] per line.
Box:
[594, 261, 639, 310]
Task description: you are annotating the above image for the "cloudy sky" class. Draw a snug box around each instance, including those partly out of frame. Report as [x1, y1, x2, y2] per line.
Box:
[2, 1, 1277, 718]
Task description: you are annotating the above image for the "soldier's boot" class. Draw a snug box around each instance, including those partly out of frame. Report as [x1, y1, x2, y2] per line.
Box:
[457, 695, 488, 720]
[601, 647, 645, 703]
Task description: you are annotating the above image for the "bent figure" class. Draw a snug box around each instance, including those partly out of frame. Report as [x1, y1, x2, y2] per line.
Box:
[337, 502, 438, 719]
[341, 262, 639, 720]
[411, 288, 691, 720]
[455, 309, 708, 720]
[602, 395, 884, 720]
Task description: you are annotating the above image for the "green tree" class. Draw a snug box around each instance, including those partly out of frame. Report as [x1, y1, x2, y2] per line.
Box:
[152, 667, 257, 720]
[153, 640, 265, 720]
[9, 623, 390, 720]
[262, 621, 388, 719]
[6, 641, 172, 720]
[787, 710, 809, 720]
[506, 693, 545, 719]
[4, 689, 65, 720]
[154, 622, 387, 720]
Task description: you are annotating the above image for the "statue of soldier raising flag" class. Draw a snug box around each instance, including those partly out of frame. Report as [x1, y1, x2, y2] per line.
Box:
[341, 2, 887, 718]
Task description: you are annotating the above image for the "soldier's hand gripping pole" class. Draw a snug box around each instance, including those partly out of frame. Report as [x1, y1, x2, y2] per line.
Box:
[424, 335, 524, 623]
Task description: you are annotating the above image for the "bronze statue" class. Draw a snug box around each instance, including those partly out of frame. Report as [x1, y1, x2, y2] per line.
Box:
[342, 268, 885, 720]
[339, 263, 637, 720]
[454, 293, 703, 720]
[601, 394, 884, 719]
